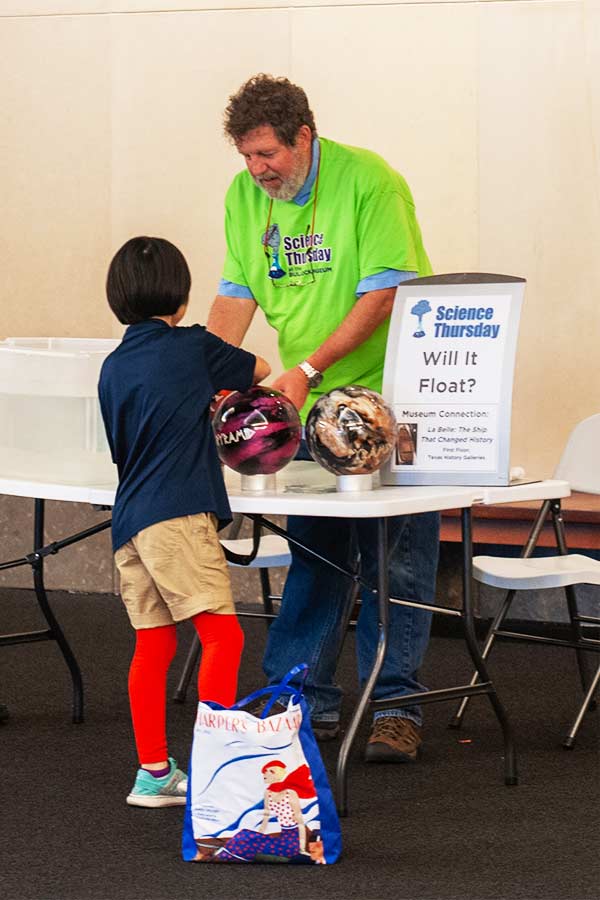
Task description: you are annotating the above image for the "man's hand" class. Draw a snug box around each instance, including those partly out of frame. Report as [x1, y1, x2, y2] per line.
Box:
[271, 367, 310, 412]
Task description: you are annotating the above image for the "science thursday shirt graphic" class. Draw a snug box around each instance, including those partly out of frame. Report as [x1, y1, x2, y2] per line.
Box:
[222, 137, 432, 420]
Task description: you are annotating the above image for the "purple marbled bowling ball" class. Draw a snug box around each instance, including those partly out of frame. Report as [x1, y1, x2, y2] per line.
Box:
[305, 385, 397, 476]
[212, 386, 302, 476]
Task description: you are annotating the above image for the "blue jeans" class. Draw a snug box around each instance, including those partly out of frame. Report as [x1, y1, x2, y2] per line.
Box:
[263, 446, 440, 726]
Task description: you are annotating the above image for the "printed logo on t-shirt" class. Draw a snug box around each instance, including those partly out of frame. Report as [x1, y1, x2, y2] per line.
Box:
[263, 224, 333, 286]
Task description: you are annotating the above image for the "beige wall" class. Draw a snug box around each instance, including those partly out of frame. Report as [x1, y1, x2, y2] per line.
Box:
[1, 0, 599, 588]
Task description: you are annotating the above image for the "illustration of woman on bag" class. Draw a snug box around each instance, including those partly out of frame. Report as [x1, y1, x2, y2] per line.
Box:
[215, 759, 318, 862]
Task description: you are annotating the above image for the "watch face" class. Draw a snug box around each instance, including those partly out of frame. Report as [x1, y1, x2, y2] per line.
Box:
[300, 362, 323, 388]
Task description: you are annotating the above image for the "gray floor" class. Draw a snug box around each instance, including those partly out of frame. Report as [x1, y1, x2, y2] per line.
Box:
[1, 588, 598, 900]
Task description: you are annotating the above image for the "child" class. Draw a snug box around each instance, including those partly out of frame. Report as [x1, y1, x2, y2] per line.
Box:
[98, 236, 270, 807]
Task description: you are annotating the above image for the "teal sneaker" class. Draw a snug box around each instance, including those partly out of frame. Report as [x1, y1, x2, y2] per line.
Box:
[126, 757, 187, 808]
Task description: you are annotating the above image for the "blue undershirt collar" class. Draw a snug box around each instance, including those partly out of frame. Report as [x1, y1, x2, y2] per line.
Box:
[292, 137, 320, 207]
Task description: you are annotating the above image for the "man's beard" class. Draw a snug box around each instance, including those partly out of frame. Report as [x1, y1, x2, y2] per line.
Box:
[254, 153, 310, 201]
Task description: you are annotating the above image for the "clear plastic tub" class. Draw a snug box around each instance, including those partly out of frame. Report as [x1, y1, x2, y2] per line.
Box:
[0, 337, 120, 485]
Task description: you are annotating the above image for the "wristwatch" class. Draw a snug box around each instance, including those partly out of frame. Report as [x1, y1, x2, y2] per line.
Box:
[298, 360, 324, 388]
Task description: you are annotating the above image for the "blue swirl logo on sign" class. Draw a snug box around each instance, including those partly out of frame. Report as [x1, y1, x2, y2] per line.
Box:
[411, 300, 432, 338]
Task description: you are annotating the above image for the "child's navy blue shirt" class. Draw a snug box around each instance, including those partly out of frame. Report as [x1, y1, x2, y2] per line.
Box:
[98, 319, 256, 552]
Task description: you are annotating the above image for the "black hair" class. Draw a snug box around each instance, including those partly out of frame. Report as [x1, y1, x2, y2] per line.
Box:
[224, 74, 317, 147]
[106, 236, 191, 325]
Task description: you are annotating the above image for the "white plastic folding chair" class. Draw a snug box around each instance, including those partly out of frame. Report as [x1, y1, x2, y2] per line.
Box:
[173, 514, 291, 702]
[450, 413, 600, 747]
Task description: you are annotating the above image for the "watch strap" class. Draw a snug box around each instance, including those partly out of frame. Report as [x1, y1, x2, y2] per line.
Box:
[298, 360, 323, 387]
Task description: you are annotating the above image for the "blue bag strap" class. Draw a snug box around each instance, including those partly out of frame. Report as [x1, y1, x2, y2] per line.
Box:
[275, 663, 309, 696]
[233, 664, 309, 718]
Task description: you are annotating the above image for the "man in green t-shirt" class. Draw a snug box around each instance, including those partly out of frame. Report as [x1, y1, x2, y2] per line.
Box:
[208, 74, 439, 763]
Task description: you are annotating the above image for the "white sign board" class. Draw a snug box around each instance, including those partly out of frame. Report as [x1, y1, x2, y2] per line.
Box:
[380, 274, 524, 486]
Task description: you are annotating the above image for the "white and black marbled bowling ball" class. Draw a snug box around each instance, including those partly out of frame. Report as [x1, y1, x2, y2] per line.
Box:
[306, 385, 397, 476]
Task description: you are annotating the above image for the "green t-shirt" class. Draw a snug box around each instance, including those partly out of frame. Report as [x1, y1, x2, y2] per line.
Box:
[222, 137, 432, 421]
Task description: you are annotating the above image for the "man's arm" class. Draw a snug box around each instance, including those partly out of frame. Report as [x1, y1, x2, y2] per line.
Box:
[271, 286, 396, 411]
[207, 295, 257, 347]
[205, 294, 269, 387]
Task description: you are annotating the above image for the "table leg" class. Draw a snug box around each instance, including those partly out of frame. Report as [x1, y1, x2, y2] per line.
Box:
[460, 507, 517, 785]
[32, 499, 84, 724]
[336, 517, 389, 816]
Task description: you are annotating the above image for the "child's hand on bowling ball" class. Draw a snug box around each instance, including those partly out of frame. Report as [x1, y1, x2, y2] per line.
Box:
[210, 390, 233, 419]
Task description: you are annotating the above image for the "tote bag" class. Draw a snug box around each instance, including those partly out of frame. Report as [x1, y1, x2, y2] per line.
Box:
[182, 664, 342, 864]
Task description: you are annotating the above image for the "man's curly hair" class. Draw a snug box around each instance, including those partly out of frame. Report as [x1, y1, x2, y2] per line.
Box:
[224, 74, 317, 146]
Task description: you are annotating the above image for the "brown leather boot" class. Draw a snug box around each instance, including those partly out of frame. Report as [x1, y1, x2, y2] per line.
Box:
[365, 716, 422, 763]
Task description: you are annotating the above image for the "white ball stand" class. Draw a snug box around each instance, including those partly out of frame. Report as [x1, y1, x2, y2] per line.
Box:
[335, 473, 373, 492]
[241, 473, 277, 492]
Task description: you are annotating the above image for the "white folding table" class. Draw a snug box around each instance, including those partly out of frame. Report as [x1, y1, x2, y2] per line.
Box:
[0, 465, 570, 814]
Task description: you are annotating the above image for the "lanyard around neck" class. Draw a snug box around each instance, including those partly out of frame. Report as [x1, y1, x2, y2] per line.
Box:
[263, 150, 321, 254]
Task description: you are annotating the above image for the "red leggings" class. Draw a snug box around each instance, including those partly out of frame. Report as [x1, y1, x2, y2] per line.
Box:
[128, 612, 244, 765]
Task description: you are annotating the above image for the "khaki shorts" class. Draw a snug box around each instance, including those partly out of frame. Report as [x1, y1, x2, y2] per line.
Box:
[114, 513, 234, 629]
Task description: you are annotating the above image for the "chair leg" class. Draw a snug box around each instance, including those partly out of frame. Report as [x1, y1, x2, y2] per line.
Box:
[449, 588, 516, 728]
[172, 632, 201, 703]
[564, 584, 596, 700]
[259, 568, 275, 617]
[335, 580, 362, 664]
[333, 526, 361, 664]
[550, 502, 596, 699]
[563, 661, 600, 749]
[228, 514, 244, 540]
[450, 498, 556, 731]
